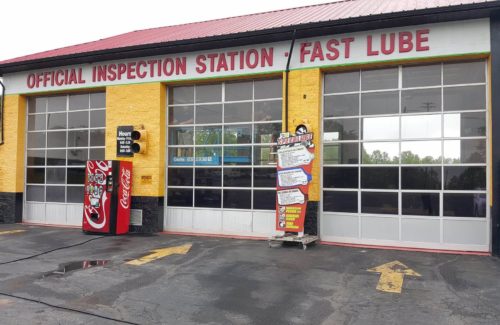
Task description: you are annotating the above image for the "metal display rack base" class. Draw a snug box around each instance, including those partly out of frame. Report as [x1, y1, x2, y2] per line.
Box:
[268, 233, 319, 250]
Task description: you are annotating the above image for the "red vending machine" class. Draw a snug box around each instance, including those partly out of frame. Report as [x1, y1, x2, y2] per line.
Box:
[83, 160, 132, 235]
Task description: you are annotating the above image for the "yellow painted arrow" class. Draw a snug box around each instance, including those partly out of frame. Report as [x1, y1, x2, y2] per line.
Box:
[367, 260, 421, 294]
[0, 230, 26, 235]
[126, 243, 192, 266]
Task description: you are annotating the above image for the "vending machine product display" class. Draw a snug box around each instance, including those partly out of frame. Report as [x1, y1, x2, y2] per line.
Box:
[83, 160, 132, 235]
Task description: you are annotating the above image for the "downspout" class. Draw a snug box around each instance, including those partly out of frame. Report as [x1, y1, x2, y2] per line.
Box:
[0, 79, 4, 145]
[284, 29, 297, 133]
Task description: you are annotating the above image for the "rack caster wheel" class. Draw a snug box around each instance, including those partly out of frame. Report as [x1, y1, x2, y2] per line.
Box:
[302, 244, 307, 250]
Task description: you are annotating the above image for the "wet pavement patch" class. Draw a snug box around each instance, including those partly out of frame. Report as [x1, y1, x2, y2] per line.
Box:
[43, 260, 109, 277]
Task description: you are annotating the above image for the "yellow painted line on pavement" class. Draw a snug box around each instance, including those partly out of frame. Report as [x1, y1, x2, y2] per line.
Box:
[367, 260, 421, 294]
[0, 230, 26, 235]
[126, 243, 192, 266]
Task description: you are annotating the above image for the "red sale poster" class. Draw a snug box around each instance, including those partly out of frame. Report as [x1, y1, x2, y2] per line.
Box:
[275, 133, 314, 232]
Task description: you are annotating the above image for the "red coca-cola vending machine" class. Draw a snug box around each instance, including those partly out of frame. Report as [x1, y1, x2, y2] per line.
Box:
[83, 160, 132, 235]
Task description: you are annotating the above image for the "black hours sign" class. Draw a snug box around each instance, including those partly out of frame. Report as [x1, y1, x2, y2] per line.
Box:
[117, 126, 134, 157]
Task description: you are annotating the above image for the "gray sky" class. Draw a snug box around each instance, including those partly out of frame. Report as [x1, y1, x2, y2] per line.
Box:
[0, 0, 335, 62]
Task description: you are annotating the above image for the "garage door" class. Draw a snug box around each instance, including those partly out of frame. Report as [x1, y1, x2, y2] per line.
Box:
[24, 93, 106, 226]
[321, 60, 490, 251]
[165, 79, 282, 237]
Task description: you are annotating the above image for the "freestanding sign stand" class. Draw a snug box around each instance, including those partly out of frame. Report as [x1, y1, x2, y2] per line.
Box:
[269, 129, 319, 250]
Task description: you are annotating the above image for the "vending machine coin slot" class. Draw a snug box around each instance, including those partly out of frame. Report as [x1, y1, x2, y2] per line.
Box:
[106, 174, 113, 192]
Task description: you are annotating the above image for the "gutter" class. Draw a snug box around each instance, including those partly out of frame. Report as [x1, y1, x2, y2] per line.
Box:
[0, 2, 499, 75]
[284, 29, 297, 133]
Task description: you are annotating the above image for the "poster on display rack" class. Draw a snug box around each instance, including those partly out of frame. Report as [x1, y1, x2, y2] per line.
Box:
[276, 131, 314, 232]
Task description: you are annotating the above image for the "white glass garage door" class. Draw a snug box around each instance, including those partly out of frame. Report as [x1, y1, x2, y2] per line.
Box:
[165, 79, 281, 236]
[321, 61, 489, 251]
[25, 93, 106, 225]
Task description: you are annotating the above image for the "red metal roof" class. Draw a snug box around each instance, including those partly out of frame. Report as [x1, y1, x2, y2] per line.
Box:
[0, 0, 496, 65]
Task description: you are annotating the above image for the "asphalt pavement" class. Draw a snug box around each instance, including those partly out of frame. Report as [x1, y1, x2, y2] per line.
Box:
[0, 224, 499, 325]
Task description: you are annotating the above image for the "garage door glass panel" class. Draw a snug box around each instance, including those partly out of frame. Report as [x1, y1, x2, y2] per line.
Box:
[195, 189, 221, 208]
[46, 186, 65, 202]
[254, 79, 282, 99]
[361, 192, 398, 215]
[253, 190, 276, 210]
[223, 168, 251, 187]
[195, 104, 222, 124]
[253, 168, 276, 187]
[90, 93, 105, 108]
[324, 71, 360, 93]
[28, 98, 46, 113]
[401, 167, 441, 190]
[324, 94, 358, 117]
[443, 139, 486, 164]
[48, 96, 67, 112]
[444, 61, 485, 85]
[68, 111, 89, 129]
[224, 102, 252, 123]
[47, 113, 66, 130]
[362, 142, 399, 164]
[402, 64, 441, 87]
[361, 167, 398, 189]
[26, 185, 44, 202]
[67, 186, 84, 203]
[401, 115, 441, 139]
[169, 106, 194, 125]
[443, 193, 486, 218]
[323, 191, 358, 213]
[223, 146, 252, 165]
[69, 94, 89, 110]
[401, 141, 441, 164]
[254, 101, 281, 121]
[225, 81, 253, 101]
[47, 149, 66, 166]
[361, 91, 399, 115]
[323, 167, 358, 188]
[444, 166, 486, 190]
[196, 84, 222, 102]
[27, 168, 45, 184]
[26, 92, 106, 205]
[47, 131, 67, 148]
[324, 119, 359, 141]
[28, 114, 46, 131]
[402, 193, 440, 216]
[195, 168, 221, 186]
[169, 86, 194, 105]
[401, 88, 441, 113]
[223, 190, 251, 209]
[67, 149, 87, 166]
[324, 143, 358, 164]
[443, 85, 486, 111]
[27, 150, 45, 166]
[361, 68, 398, 90]
[444, 112, 486, 137]
[168, 168, 194, 186]
[195, 147, 222, 166]
[362, 116, 398, 140]
[167, 189, 193, 207]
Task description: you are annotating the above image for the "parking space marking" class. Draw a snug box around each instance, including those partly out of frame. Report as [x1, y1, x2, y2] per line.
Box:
[126, 243, 192, 266]
[367, 260, 421, 294]
[0, 230, 26, 236]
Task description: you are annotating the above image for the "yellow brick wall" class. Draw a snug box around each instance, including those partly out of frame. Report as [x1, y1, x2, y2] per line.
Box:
[0, 95, 26, 192]
[285, 69, 322, 201]
[105, 83, 166, 197]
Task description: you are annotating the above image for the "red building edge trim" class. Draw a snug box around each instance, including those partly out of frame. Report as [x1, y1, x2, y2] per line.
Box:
[320, 241, 491, 256]
[161, 231, 267, 241]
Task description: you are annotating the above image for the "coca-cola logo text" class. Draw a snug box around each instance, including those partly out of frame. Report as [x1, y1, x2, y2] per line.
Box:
[120, 168, 131, 209]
